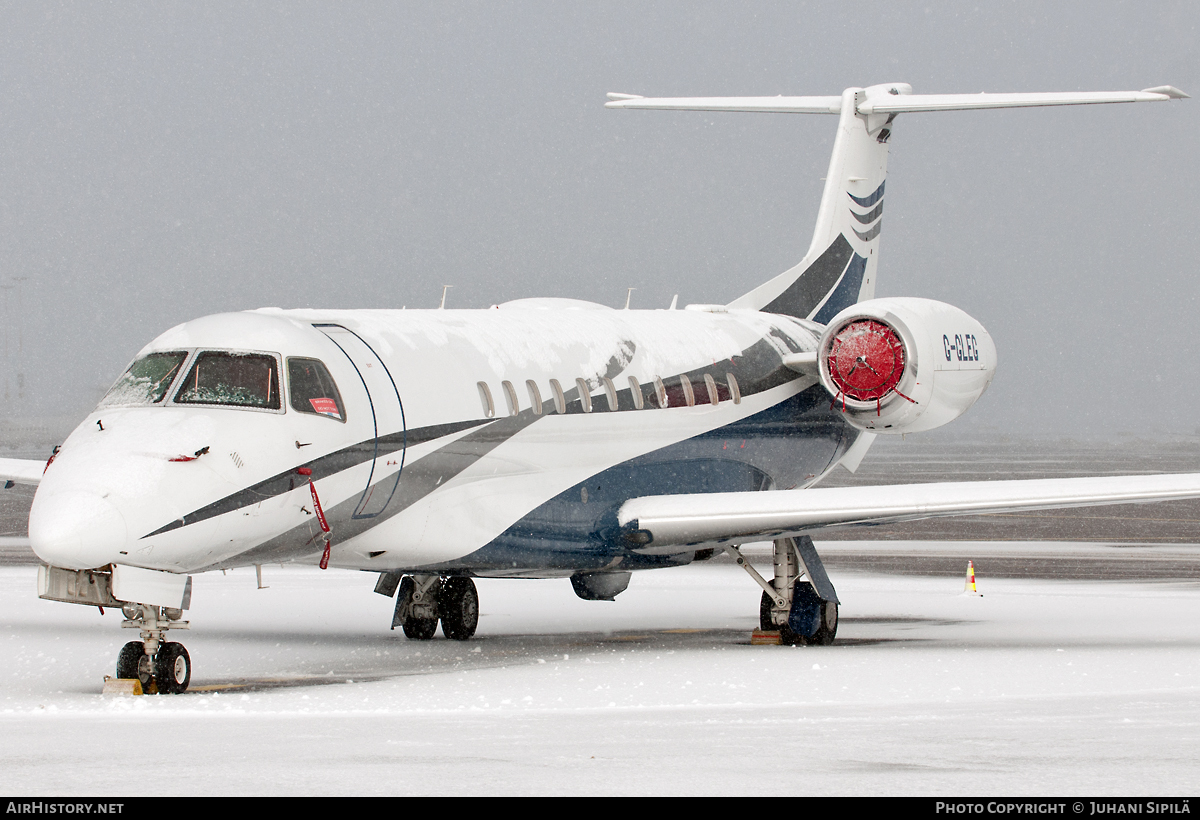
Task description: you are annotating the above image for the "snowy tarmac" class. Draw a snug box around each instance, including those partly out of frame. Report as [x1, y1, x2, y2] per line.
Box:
[2, 547, 1199, 796]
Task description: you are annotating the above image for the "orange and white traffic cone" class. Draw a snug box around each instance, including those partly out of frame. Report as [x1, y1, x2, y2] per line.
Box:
[963, 560, 982, 596]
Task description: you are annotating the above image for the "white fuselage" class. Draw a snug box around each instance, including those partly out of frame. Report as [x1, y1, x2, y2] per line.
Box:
[29, 300, 850, 577]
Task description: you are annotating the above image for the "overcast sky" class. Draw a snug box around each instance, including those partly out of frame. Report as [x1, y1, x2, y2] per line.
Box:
[0, 1, 1197, 441]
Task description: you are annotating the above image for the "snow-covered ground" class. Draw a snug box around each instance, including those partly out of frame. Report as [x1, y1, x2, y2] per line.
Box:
[1, 548, 1198, 795]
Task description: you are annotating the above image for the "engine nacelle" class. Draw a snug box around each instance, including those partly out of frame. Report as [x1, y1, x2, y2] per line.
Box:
[817, 297, 996, 434]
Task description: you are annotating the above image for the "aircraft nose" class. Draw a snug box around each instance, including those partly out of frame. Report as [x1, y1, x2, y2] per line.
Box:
[29, 490, 130, 570]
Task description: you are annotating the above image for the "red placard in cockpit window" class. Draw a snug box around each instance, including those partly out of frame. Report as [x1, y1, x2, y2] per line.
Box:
[309, 397, 342, 419]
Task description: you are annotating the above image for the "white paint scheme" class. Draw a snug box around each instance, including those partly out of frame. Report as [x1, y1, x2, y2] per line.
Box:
[619, 473, 1200, 552]
[817, 297, 997, 434]
[111, 564, 191, 610]
[26, 304, 822, 574]
[0, 83, 1191, 678]
[0, 458, 45, 486]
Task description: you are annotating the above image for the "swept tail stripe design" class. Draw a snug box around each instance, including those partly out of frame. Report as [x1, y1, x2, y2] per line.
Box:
[850, 202, 884, 224]
[811, 254, 869, 325]
[761, 235, 855, 319]
[853, 222, 883, 243]
[847, 180, 885, 208]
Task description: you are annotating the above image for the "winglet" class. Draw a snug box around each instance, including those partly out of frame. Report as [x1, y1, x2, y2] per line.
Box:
[1142, 85, 1190, 99]
[606, 92, 644, 101]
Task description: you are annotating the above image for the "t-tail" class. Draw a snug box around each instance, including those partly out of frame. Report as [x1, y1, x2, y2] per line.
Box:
[606, 82, 1187, 323]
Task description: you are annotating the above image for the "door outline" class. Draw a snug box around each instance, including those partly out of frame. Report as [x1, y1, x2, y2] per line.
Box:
[314, 323, 407, 518]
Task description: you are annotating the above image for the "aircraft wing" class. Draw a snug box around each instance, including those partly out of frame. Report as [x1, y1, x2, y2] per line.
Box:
[617, 473, 1200, 553]
[0, 458, 46, 487]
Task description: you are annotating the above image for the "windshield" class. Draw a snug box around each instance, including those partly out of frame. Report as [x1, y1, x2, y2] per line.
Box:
[174, 351, 281, 410]
[99, 351, 188, 407]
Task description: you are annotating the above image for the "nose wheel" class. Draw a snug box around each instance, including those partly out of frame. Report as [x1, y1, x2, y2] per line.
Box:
[115, 604, 192, 694]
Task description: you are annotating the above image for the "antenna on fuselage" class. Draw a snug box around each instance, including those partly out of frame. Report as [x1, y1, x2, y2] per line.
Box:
[624, 288, 635, 309]
[668, 294, 678, 310]
[439, 285, 453, 309]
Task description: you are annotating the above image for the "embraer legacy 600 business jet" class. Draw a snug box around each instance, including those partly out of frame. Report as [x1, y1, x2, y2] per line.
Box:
[3, 83, 1196, 694]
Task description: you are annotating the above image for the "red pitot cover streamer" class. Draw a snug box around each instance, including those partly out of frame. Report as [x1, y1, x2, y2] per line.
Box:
[309, 480, 332, 569]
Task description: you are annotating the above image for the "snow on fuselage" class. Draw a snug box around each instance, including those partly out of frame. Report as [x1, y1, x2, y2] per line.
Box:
[29, 300, 858, 576]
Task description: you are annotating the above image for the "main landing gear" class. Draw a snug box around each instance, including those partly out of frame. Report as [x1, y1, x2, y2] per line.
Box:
[116, 603, 192, 694]
[729, 535, 839, 646]
[378, 574, 479, 641]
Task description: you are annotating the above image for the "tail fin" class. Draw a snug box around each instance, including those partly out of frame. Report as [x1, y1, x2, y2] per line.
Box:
[729, 84, 897, 321]
[606, 83, 1185, 322]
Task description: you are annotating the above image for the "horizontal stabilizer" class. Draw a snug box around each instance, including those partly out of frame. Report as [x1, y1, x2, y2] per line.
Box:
[605, 87, 1187, 115]
[0, 457, 45, 486]
[618, 473, 1200, 551]
[859, 88, 1188, 114]
[606, 95, 842, 114]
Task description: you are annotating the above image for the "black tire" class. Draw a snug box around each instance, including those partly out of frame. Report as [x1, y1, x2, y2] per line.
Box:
[154, 642, 191, 694]
[440, 576, 479, 641]
[396, 576, 439, 640]
[759, 590, 774, 631]
[760, 590, 803, 645]
[116, 641, 149, 684]
[403, 614, 438, 640]
[810, 600, 839, 646]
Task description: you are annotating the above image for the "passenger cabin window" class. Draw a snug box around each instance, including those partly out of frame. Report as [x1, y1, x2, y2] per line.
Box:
[502, 380, 519, 416]
[602, 378, 618, 411]
[681, 375, 695, 407]
[726, 372, 741, 404]
[549, 379, 566, 414]
[526, 380, 543, 416]
[174, 351, 281, 410]
[100, 351, 188, 407]
[653, 376, 668, 408]
[287, 358, 345, 421]
[575, 378, 592, 413]
[478, 382, 495, 418]
[627, 376, 644, 410]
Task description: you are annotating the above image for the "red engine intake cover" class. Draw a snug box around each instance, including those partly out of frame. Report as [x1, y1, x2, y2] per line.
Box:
[826, 319, 906, 402]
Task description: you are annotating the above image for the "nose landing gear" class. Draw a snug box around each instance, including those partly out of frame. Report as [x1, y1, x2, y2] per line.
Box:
[115, 603, 191, 694]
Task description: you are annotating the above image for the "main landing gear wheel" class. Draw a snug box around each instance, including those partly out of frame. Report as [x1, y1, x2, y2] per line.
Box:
[155, 642, 192, 694]
[760, 590, 801, 646]
[439, 577, 479, 641]
[397, 576, 439, 640]
[811, 598, 839, 646]
[403, 615, 438, 640]
[759, 582, 838, 646]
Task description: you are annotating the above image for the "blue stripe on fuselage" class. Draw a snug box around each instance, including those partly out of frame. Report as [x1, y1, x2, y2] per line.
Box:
[433, 384, 856, 573]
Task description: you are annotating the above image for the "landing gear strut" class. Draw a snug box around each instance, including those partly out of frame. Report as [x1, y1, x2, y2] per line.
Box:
[732, 536, 839, 646]
[117, 603, 191, 693]
[386, 574, 479, 641]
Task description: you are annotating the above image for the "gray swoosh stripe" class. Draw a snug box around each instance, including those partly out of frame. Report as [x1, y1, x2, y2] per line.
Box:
[850, 201, 883, 224]
[847, 181, 885, 208]
[853, 221, 882, 242]
[226, 411, 543, 566]
[762, 234, 855, 319]
[142, 418, 490, 538]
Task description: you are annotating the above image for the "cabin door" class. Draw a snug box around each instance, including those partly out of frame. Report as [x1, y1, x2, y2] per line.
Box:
[315, 324, 406, 518]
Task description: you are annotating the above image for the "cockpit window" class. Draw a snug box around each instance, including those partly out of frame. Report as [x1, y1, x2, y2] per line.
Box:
[99, 351, 189, 407]
[287, 358, 345, 421]
[174, 351, 281, 410]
